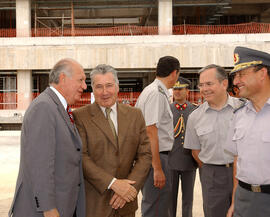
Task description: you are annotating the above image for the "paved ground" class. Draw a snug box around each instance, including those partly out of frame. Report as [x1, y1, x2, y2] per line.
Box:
[0, 131, 203, 217]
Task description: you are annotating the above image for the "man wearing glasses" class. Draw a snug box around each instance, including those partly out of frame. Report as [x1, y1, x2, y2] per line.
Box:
[184, 64, 243, 217]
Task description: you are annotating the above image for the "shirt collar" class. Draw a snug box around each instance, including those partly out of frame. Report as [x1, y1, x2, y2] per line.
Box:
[99, 103, 117, 116]
[204, 94, 236, 112]
[154, 78, 170, 98]
[50, 86, 68, 110]
[246, 97, 270, 112]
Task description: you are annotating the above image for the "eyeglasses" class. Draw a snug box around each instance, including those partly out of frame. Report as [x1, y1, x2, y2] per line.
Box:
[197, 82, 215, 89]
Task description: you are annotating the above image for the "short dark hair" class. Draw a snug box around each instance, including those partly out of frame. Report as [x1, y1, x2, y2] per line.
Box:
[198, 64, 228, 82]
[156, 56, 180, 77]
[254, 64, 270, 77]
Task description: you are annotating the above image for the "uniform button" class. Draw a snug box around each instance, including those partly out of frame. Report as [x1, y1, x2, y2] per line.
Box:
[78, 183, 81, 187]
[77, 148, 80, 151]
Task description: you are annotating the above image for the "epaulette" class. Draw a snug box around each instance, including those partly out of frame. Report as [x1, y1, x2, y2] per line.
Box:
[158, 85, 167, 97]
[192, 102, 198, 107]
[233, 99, 247, 113]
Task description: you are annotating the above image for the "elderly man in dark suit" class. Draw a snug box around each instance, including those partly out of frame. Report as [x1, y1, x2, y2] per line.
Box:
[168, 77, 197, 217]
[73, 64, 152, 217]
[9, 58, 87, 217]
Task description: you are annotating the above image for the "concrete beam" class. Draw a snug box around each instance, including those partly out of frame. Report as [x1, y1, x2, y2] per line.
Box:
[0, 34, 270, 70]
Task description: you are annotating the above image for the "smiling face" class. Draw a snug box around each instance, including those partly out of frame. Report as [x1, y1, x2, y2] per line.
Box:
[173, 88, 188, 103]
[92, 72, 119, 107]
[233, 66, 263, 99]
[198, 68, 228, 105]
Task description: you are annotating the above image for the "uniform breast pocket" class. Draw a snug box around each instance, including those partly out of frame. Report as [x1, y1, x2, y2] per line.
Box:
[232, 128, 245, 143]
[196, 126, 214, 146]
[262, 132, 270, 143]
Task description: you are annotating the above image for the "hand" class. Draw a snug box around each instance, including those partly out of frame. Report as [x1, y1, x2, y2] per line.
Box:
[110, 179, 137, 202]
[44, 208, 60, 217]
[153, 168, 165, 189]
[226, 204, 234, 217]
[109, 193, 126, 209]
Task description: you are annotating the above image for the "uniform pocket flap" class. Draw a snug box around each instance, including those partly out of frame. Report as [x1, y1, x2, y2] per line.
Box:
[262, 132, 270, 142]
[232, 128, 245, 141]
[196, 126, 213, 136]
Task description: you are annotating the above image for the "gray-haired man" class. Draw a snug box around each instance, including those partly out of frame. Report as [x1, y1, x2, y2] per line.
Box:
[184, 64, 243, 217]
[9, 58, 87, 217]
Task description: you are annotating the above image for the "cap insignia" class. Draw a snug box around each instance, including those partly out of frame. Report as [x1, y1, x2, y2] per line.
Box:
[234, 53, 240, 64]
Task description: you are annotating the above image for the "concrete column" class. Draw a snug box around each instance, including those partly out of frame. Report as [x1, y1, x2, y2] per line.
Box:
[16, 0, 31, 37]
[158, 0, 173, 35]
[17, 70, 32, 110]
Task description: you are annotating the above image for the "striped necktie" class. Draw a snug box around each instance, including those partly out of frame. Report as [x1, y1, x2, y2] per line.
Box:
[66, 105, 74, 124]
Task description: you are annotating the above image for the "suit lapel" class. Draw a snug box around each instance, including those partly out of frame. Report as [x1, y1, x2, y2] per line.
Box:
[90, 102, 118, 150]
[45, 88, 78, 142]
[117, 103, 129, 150]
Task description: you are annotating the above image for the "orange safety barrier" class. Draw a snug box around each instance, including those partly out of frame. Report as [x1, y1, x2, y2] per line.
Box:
[2, 22, 270, 38]
[31, 92, 141, 109]
[188, 91, 203, 105]
[0, 91, 203, 110]
[0, 92, 17, 109]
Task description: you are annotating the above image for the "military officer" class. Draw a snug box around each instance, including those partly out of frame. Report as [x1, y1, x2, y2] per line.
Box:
[226, 46, 270, 217]
[168, 77, 197, 217]
[136, 56, 180, 217]
[184, 64, 243, 217]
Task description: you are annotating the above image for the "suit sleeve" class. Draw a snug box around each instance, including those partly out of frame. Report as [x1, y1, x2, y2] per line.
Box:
[73, 111, 115, 194]
[127, 109, 152, 191]
[23, 101, 57, 212]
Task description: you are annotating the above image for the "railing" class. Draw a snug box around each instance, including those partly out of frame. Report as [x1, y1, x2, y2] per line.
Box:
[1, 22, 269, 38]
[0, 91, 203, 110]
[0, 92, 17, 110]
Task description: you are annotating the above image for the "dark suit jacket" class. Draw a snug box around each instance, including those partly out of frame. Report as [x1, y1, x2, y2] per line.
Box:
[73, 102, 152, 217]
[9, 87, 85, 217]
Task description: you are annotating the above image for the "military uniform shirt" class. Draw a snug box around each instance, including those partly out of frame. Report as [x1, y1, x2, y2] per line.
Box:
[184, 95, 242, 164]
[135, 78, 174, 152]
[225, 98, 270, 185]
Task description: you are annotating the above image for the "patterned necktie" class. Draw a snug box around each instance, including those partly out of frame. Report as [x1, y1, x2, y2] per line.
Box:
[105, 107, 117, 142]
[66, 105, 74, 124]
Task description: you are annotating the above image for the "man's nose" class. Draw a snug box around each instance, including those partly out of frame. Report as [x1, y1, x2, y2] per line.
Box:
[233, 76, 240, 86]
[82, 81, 87, 90]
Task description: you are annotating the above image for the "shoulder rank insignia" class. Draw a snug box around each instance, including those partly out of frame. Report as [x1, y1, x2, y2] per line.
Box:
[233, 99, 247, 114]
[192, 102, 198, 107]
[174, 114, 185, 138]
[158, 85, 166, 96]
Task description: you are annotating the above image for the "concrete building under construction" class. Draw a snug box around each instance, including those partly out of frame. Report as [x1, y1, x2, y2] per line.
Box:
[0, 0, 270, 114]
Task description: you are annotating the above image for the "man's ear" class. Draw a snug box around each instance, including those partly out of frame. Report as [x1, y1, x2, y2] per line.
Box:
[260, 67, 268, 81]
[59, 73, 66, 84]
[222, 79, 228, 90]
[186, 89, 190, 97]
